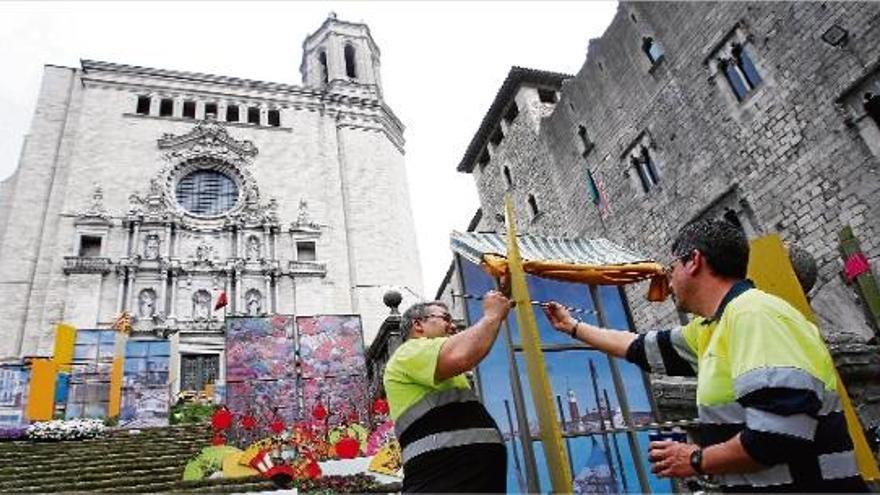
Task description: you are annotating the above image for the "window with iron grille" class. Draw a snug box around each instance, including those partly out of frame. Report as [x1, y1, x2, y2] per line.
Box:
[175, 167, 238, 216]
[180, 354, 219, 392]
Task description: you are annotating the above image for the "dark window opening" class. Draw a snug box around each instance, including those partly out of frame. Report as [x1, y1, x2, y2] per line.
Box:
[503, 166, 513, 189]
[319, 51, 329, 84]
[631, 13, 637, 23]
[489, 127, 504, 146]
[632, 146, 660, 193]
[180, 354, 219, 392]
[598, 62, 604, 72]
[477, 149, 490, 169]
[159, 98, 174, 117]
[723, 208, 744, 231]
[226, 105, 239, 122]
[587, 169, 601, 205]
[79, 236, 102, 257]
[720, 44, 762, 102]
[528, 194, 540, 218]
[136, 96, 151, 115]
[204, 103, 218, 119]
[642, 37, 664, 64]
[503, 103, 519, 123]
[578, 125, 593, 155]
[297, 241, 317, 261]
[183, 101, 196, 119]
[863, 92, 880, 127]
[247, 107, 260, 125]
[344, 44, 357, 79]
[538, 89, 557, 103]
[732, 44, 762, 89]
[267, 109, 280, 127]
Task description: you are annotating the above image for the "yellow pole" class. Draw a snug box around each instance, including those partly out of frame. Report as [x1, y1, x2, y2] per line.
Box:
[504, 195, 572, 492]
[747, 233, 879, 481]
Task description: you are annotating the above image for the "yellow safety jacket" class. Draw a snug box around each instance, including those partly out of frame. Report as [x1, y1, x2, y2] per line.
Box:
[627, 280, 867, 492]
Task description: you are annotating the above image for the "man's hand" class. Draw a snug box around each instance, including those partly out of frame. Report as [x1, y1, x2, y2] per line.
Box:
[648, 440, 700, 478]
[542, 301, 577, 334]
[482, 290, 511, 322]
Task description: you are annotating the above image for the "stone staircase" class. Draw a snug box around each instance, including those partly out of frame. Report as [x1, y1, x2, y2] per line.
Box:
[0, 424, 283, 493]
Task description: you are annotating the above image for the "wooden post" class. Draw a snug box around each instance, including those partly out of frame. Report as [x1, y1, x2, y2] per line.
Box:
[839, 226, 880, 335]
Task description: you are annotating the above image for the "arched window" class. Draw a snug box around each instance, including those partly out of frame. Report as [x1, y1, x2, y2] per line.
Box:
[344, 44, 357, 79]
[319, 51, 328, 84]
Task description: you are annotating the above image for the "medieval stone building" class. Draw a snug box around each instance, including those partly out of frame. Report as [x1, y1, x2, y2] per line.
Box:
[0, 15, 423, 394]
[456, 3, 880, 426]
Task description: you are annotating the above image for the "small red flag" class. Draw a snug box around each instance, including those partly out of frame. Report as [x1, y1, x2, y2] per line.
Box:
[214, 291, 228, 311]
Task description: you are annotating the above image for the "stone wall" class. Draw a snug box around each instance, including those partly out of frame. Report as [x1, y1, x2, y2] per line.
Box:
[466, 2, 880, 426]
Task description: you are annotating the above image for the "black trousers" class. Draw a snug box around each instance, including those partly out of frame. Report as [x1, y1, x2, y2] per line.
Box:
[402, 442, 507, 493]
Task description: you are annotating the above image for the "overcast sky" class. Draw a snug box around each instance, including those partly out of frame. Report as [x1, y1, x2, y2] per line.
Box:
[0, 1, 617, 297]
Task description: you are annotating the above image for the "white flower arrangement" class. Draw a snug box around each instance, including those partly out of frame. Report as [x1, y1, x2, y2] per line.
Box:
[26, 418, 107, 441]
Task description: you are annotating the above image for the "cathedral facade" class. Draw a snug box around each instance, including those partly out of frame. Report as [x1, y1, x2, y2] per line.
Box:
[0, 15, 423, 393]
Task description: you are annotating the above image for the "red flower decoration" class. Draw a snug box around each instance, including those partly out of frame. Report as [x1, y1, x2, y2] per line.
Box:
[211, 407, 232, 430]
[312, 404, 327, 421]
[305, 458, 322, 479]
[211, 433, 226, 445]
[335, 436, 359, 459]
[270, 419, 285, 434]
[372, 398, 389, 416]
[241, 414, 257, 430]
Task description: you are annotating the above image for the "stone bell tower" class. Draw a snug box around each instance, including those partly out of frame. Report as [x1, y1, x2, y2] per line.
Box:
[300, 12, 384, 98]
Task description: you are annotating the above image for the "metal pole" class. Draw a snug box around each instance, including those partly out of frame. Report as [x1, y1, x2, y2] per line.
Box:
[505, 399, 528, 493]
[588, 359, 620, 491]
[604, 387, 630, 493]
[555, 394, 577, 477]
[590, 284, 651, 493]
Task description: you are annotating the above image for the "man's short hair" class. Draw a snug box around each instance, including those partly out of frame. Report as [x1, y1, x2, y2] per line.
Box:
[400, 301, 448, 338]
[671, 218, 749, 279]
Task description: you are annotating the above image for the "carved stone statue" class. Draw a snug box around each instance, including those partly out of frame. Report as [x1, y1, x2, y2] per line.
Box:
[297, 199, 310, 225]
[196, 243, 212, 263]
[246, 236, 261, 261]
[143, 234, 161, 260]
[138, 289, 156, 319]
[192, 290, 211, 320]
[245, 289, 262, 316]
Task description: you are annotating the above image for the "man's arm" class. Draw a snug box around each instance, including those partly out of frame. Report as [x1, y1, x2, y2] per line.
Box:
[649, 433, 765, 478]
[434, 291, 510, 382]
[543, 302, 636, 357]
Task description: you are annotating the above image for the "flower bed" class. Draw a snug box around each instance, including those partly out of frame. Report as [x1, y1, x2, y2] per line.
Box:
[26, 419, 107, 441]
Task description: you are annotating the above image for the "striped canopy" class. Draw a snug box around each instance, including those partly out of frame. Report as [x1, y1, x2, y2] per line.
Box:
[450, 231, 669, 301]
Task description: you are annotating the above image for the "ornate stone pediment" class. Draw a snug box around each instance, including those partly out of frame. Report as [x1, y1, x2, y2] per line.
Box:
[75, 184, 112, 225]
[158, 118, 257, 160]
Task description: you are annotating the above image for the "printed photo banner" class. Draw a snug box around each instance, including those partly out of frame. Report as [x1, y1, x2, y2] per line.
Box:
[120, 340, 171, 427]
[301, 374, 369, 427]
[65, 330, 117, 419]
[296, 315, 366, 378]
[0, 365, 29, 426]
[226, 316, 296, 382]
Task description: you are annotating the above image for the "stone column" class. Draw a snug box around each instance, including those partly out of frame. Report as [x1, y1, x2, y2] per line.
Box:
[132, 223, 141, 258]
[124, 223, 132, 257]
[164, 224, 172, 258]
[115, 267, 126, 313]
[264, 274, 271, 313]
[262, 226, 270, 259]
[169, 272, 178, 319]
[159, 269, 168, 316]
[126, 269, 137, 312]
[236, 269, 243, 315]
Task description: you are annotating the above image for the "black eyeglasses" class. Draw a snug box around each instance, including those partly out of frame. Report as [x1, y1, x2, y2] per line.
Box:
[664, 252, 695, 276]
[424, 313, 453, 323]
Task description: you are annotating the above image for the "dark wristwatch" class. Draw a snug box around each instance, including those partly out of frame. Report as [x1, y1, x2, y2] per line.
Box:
[689, 448, 705, 475]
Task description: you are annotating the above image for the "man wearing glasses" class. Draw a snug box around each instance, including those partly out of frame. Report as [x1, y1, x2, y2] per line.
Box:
[383, 291, 511, 493]
[544, 219, 867, 492]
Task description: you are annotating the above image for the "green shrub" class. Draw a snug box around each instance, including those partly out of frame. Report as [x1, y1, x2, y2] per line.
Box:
[170, 402, 214, 425]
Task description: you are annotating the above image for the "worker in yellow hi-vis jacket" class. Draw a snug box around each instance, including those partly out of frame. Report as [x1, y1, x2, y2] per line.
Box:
[544, 218, 868, 493]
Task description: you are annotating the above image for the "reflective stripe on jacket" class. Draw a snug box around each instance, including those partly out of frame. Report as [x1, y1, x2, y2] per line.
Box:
[627, 280, 866, 492]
